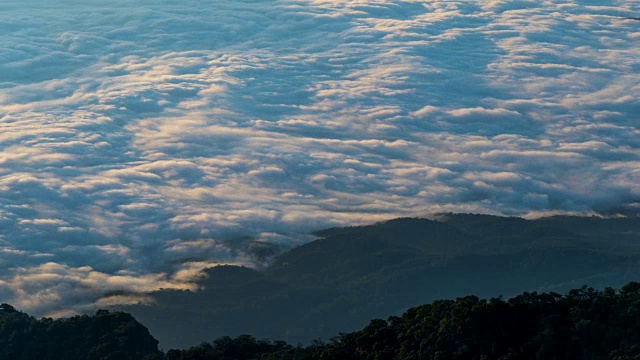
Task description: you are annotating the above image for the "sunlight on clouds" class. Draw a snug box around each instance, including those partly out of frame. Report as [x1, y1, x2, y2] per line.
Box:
[0, 0, 638, 315]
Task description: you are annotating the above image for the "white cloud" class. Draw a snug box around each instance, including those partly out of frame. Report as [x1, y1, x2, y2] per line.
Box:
[0, 0, 638, 315]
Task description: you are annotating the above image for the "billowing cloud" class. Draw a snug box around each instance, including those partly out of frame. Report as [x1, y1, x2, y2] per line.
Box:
[0, 0, 638, 315]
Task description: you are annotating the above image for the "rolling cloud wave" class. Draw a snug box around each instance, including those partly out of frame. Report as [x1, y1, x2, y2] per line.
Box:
[0, 0, 638, 315]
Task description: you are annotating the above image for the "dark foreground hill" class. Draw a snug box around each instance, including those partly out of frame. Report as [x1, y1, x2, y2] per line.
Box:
[125, 214, 640, 349]
[169, 283, 640, 360]
[7, 284, 640, 359]
[0, 304, 161, 360]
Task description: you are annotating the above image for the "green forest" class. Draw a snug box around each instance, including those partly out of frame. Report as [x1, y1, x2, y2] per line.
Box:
[4, 283, 640, 359]
[0, 304, 160, 360]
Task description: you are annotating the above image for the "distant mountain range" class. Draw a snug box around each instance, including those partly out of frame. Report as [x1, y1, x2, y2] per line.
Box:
[123, 214, 640, 349]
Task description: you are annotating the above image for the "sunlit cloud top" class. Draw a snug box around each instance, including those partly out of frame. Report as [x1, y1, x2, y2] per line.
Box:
[0, 0, 638, 315]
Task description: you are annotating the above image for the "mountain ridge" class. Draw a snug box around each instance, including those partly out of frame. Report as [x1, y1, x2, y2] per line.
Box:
[123, 213, 640, 349]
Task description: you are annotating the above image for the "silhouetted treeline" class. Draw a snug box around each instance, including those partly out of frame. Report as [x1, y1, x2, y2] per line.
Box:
[0, 304, 161, 360]
[164, 283, 640, 360]
[5, 283, 640, 359]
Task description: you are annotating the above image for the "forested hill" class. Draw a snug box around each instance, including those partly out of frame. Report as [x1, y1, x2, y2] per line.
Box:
[125, 214, 640, 349]
[0, 304, 161, 360]
[6, 284, 640, 359]
[169, 283, 640, 360]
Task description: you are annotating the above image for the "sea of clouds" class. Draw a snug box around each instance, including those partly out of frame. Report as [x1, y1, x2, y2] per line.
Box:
[0, 0, 638, 316]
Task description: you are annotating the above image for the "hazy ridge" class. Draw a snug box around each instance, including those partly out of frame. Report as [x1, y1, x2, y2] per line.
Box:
[122, 214, 640, 349]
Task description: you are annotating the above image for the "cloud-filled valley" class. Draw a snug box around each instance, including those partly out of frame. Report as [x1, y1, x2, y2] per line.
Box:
[0, 0, 638, 316]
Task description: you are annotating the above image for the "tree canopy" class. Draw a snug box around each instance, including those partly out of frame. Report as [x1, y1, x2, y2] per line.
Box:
[5, 282, 640, 359]
[165, 282, 640, 360]
[0, 306, 161, 360]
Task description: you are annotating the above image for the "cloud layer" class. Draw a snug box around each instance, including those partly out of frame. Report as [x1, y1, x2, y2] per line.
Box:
[0, 0, 638, 315]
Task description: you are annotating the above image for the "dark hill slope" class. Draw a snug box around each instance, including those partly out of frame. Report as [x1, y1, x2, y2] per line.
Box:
[8, 283, 640, 359]
[125, 214, 640, 349]
[0, 304, 160, 360]
[166, 282, 640, 360]
[290, 282, 640, 360]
